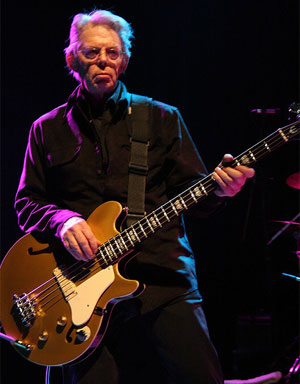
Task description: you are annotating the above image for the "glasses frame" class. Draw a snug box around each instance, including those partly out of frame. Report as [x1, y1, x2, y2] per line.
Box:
[78, 46, 124, 62]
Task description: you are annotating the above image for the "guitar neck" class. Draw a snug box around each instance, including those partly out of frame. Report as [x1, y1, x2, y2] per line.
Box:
[229, 120, 299, 168]
[96, 119, 300, 266]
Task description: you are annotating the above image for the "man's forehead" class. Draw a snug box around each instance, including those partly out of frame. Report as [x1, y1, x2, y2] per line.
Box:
[79, 24, 122, 46]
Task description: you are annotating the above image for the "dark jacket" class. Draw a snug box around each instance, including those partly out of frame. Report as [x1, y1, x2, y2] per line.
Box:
[15, 81, 223, 311]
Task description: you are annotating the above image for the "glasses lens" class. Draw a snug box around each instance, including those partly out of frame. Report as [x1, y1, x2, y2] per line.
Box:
[83, 48, 99, 60]
[106, 48, 120, 60]
[81, 47, 122, 61]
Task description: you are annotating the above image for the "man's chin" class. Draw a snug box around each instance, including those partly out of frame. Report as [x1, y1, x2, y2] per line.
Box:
[94, 80, 114, 92]
[84, 79, 116, 98]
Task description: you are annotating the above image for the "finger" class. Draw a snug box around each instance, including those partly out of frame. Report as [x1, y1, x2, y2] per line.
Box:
[214, 166, 249, 196]
[220, 166, 255, 184]
[72, 230, 96, 260]
[62, 233, 89, 261]
[66, 221, 99, 260]
[80, 226, 101, 254]
[213, 170, 237, 197]
[214, 166, 234, 185]
[219, 154, 255, 179]
[235, 165, 255, 178]
[219, 153, 234, 167]
[60, 218, 98, 261]
[219, 167, 246, 187]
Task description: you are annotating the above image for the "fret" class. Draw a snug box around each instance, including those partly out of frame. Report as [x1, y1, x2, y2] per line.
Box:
[278, 129, 288, 142]
[174, 198, 184, 211]
[131, 226, 141, 242]
[200, 183, 208, 195]
[193, 186, 202, 197]
[145, 216, 155, 232]
[153, 212, 162, 227]
[98, 248, 108, 265]
[108, 241, 118, 259]
[101, 245, 112, 264]
[149, 215, 159, 230]
[114, 237, 123, 254]
[119, 235, 128, 251]
[287, 123, 299, 136]
[180, 196, 188, 209]
[239, 154, 251, 166]
[161, 207, 170, 222]
[124, 229, 134, 246]
[105, 244, 114, 261]
[138, 221, 148, 238]
[189, 189, 198, 203]
[263, 141, 271, 152]
[249, 150, 256, 162]
[171, 201, 179, 215]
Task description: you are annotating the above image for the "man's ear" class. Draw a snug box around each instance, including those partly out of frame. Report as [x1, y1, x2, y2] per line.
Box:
[66, 51, 79, 72]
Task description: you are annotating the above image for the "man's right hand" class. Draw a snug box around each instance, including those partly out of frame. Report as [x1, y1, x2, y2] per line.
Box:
[60, 217, 100, 261]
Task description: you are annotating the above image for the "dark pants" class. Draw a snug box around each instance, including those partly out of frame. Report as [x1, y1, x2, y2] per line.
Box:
[58, 298, 223, 384]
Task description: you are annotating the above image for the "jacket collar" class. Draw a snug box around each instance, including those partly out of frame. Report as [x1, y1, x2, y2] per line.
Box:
[62, 81, 131, 142]
[64, 80, 131, 122]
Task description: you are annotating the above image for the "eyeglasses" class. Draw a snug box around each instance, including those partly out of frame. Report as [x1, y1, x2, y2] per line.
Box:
[79, 47, 124, 61]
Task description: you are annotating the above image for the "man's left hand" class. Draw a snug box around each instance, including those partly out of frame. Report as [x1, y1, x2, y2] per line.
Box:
[213, 154, 255, 197]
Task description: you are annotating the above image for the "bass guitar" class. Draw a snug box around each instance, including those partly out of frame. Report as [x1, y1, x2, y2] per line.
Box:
[0, 118, 299, 366]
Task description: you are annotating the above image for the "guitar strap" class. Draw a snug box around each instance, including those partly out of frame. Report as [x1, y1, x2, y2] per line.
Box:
[126, 94, 152, 227]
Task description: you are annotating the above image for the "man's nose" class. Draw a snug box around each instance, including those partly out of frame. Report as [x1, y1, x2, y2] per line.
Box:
[97, 59, 107, 69]
[97, 50, 108, 68]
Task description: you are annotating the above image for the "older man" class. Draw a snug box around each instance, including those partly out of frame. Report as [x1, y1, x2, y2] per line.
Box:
[15, 9, 254, 384]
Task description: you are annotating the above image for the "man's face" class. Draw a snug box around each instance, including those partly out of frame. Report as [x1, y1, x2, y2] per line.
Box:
[75, 25, 128, 99]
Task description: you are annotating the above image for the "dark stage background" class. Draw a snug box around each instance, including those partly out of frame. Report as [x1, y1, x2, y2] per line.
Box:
[1, 1, 299, 382]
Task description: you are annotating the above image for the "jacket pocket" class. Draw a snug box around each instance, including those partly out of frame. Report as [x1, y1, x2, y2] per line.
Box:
[46, 145, 81, 168]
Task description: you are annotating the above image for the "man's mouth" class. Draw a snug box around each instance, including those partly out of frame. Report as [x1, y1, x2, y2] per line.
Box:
[94, 73, 111, 80]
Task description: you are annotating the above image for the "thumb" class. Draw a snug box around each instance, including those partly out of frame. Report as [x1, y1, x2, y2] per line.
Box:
[220, 153, 234, 167]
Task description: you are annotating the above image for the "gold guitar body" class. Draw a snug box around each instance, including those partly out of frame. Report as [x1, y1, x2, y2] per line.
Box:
[0, 201, 142, 366]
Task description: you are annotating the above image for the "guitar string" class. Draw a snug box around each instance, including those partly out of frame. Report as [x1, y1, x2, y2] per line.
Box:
[16, 119, 300, 306]
[16, 128, 290, 312]
[39, 126, 298, 302]
[22, 174, 238, 312]
[17, 128, 292, 311]
[35, 168, 232, 311]
[20, 134, 296, 316]
[30, 122, 295, 303]
[20, 180, 211, 306]
[16, 128, 298, 315]
[23, 181, 217, 313]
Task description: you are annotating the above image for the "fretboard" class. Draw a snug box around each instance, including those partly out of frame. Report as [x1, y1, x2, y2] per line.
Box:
[95, 119, 300, 267]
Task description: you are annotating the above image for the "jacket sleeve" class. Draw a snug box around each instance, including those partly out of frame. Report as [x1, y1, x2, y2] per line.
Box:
[163, 107, 226, 217]
[14, 121, 82, 238]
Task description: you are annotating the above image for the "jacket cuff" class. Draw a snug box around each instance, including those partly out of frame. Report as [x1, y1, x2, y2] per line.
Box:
[50, 210, 83, 238]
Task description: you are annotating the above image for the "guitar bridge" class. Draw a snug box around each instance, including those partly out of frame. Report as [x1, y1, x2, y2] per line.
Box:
[13, 293, 36, 327]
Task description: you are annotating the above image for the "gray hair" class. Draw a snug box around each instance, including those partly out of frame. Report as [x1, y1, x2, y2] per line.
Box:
[64, 9, 134, 80]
